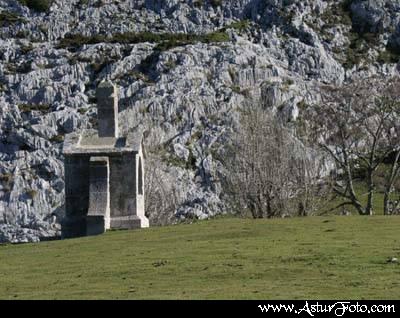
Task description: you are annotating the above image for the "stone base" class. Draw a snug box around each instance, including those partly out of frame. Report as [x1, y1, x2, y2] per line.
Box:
[62, 214, 149, 239]
[110, 215, 149, 230]
[61, 216, 87, 239]
[86, 216, 106, 236]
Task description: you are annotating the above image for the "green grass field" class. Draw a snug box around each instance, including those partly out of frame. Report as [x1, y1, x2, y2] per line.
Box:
[1, 216, 400, 299]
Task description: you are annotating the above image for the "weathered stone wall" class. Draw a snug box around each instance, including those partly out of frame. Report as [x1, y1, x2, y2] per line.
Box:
[63, 155, 90, 238]
[87, 156, 110, 236]
[136, 148, 146, 225]
[109, 153, 135, 216]
[96, 82, 119, 138]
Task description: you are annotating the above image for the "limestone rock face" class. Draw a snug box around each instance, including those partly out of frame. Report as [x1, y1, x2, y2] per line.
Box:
[0, 0, 399, 242]
[350, 0, 398, 34]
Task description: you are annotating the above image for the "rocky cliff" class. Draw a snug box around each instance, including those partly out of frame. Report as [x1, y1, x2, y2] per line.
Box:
[0, 0, 399, 242]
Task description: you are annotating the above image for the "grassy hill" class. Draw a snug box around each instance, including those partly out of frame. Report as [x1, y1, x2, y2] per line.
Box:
[0, 216, 400, 299]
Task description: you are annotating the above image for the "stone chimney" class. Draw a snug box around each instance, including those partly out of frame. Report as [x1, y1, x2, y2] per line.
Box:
[96, 81, 119, 138]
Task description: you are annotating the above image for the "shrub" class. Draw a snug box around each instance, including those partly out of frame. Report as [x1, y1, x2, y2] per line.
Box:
[57, 33, 106, 49]
[77, 0, 89, 6]
[0, 173, 13, 183]
[17, 61, 32, 73]
[0, 11, 25, 27]
[16, 30, 29, 38]
[50, 134, 64, 143]
[222, 20, 250, 32]
[58, 31, 230, 50]
[342, 32, 379, 69]
[18, 0, 53, 13]
[19, 43, 34, 55]
[0, 173, 14, 193]
[231, 85, 251, 97]
[377, 50, 400, 64]
[201, 31, 229, 43]
[26, 189, 37, 199]
[77, 108, 88, 115]
[4, 61, 32, 74]
[18, 103, 51, 114]
[386, 38, 400, 58]
[223, 99, 322, 218]
[341, 0, 353, 12]
[193, 0, 203, 8]
[93, 0, 105, 8]
[210, 0, 223, 8]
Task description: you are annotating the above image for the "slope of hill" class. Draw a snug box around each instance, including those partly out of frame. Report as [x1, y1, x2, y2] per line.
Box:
[0, 216, 399, 299]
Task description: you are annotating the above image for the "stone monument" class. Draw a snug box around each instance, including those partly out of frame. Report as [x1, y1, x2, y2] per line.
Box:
[62, 81, 148, 238]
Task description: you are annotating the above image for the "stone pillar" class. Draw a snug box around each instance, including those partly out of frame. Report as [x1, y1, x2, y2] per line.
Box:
[96, 81, 119, 138]
[87, 156, 110, 236]
[135, 149, 148, 228]
[62, 155, 89, 238]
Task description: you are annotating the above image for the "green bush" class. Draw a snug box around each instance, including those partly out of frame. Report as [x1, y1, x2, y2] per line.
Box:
[341, 0, 354, 12]
[18, 0, 53, 13]
[50, 134, 65, 143]
[77, 0, 89, 6]
[0, 173, 14, 193]
[25, 189, 37, 199]
[386, 39, 400, 58]
[4, 61, 32, 74]
[210, 0, 223, 8]
[93, 0, 105, 8]
[0, 173, 13, 183]
[19, 43, 34, 55]
[377, 49, 400, 64]
[341, 32, 379, 69]
[201, 31, 229, 43]
[77, 108, 88, 115]
[193, 0, 204, 8]
[17, 61, 33, 73]
[342, 49, 361, 69]
[0, 11, 25, 27]
[58, 31, 230, 50]
[18, 103, 51, 114]
[57, 33, 106, 49]
[231, 85, 250, 97]
[222, 20, 250, 32]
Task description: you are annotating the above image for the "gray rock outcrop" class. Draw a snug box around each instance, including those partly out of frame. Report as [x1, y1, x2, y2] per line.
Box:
[0, 0, 399, 242]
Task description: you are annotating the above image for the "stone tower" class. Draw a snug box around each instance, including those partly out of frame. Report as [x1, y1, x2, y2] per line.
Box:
[97, 81, 119, 138]
[62, 81, 148, 238]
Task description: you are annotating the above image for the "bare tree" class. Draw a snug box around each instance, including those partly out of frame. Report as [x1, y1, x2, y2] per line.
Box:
[307, 77, 400, 215]
[222, 99, 322, 218]
[380, 80, 400, 214]
[144, 135, 181, 226]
